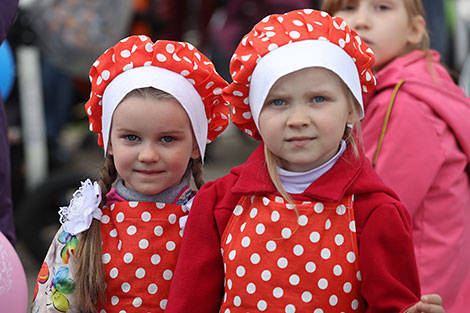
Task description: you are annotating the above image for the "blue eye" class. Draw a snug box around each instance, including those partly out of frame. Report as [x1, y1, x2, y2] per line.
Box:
[271, 99, 286, 106]
[312, 96, 326, 103]
[161, 136, 174, 143]
[125, 134, 139, 141]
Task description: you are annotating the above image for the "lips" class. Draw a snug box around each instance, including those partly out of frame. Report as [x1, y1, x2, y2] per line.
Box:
[135, 169, 164, 175]
[286, 136, 314, 147]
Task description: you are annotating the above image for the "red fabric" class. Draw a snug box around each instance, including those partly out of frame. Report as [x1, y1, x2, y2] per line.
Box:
[166, 143, 420, 313]
[85, 35, 229, 147]
[220, 194, 364, 312]
[224, 9, 375, 140]
[98, 201, 187, 312]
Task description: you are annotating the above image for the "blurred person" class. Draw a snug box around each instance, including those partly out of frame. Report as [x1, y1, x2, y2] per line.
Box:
[322, 0, 470, 312]
[0, 0, 18, 246]
[31, 35, 228, 313]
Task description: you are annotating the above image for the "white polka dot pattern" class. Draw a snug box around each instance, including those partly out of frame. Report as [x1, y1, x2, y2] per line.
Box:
[85, 35, 229, 148]
[97, 201, 188, 312]
[220, 194, 363, 312]
[224, 9, 376, 140]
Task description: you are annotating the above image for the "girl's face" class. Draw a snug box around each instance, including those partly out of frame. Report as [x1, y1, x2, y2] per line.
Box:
[108, 96, 200, 195]
[259, 67, 355, 172]
[334, 0, 424, 71]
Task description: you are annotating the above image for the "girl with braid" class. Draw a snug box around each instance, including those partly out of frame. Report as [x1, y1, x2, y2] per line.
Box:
[31, 35, 228, 313]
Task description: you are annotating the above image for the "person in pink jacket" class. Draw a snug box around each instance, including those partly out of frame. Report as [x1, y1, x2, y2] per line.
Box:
[322, 0, 470, 312]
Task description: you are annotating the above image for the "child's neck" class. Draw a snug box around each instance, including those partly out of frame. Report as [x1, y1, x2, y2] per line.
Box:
[115, 176, 190, 204]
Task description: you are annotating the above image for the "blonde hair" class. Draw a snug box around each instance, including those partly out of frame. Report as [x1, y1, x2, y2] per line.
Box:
[264, 76, 363, 204]
[321, 0, 430, 52]
[73, 87, 204, 312]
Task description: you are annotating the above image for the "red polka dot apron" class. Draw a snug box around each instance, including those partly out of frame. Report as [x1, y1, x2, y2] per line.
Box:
[97, 201, 187, 312]
[220, 194, 364, 313]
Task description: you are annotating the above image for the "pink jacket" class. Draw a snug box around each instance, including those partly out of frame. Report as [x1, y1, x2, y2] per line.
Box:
[362, 50, 470, 313]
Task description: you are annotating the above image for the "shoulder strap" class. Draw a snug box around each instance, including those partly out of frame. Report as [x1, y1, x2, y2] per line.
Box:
[372, 79, 405, 168]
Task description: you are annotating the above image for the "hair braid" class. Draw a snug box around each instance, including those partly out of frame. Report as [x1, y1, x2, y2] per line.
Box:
[190, 158, 204, 190]
[74, 153, 117, 312]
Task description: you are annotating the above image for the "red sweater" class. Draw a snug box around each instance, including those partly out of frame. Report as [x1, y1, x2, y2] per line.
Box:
[166, 143, 420, 313]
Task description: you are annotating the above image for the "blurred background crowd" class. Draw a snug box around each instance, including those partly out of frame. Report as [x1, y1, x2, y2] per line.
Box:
[1, 0, 469, 307]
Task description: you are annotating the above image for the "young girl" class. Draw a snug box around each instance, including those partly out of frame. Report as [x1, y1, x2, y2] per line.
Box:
[322, 1, 470, 312]
[165, 9, 444, 313]
[31, 35, 228, 313]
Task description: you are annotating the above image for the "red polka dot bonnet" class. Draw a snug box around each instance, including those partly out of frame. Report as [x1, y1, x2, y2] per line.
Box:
[85, 35, 229, 160]
[224, 9, 376, 140]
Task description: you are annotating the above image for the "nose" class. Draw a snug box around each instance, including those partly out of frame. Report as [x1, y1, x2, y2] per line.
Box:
[347, 6, 371, 31]
[138, 143, 160, 163]
[286, 106, 310, 128]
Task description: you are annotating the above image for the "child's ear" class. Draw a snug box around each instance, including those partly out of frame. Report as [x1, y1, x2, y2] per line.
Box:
[407, 15, 426, 45]
[191, 141, 200, 159]
[107, 142, 113, 156]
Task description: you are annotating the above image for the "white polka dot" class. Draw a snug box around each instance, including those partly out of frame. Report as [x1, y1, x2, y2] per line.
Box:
[229, 250, 236, 260]
[325, 219, 332, 229]
[261, 270, 271, 281]
[102, 253, 111, 264]
[336, 204, 347, 215]
[148, 283, 158, 294]
[273, 287, 284, 298]
[226, 233, 232, 244]
[234, 296, 241, 306]
[314, 203, 324, 213]
[266, 240, 277, 252]
[302, 291, 312, 302]
[116, 212, 124, 222]
[136, 268, 146, 279]
[123, 253, 133, 263]
[213, 87, 223, 95]
[352, 299, 359, 310]
[157, 54, 167, 62]
[241, 236, 251, 247]
[257, 300, 268, 311]
[154, 226, 163, 236]
[305, 261, 316, 273]
[141, 212, 151, 222]
[240, 222, 247, 232]
[168, 214, 177, 224]
[133, 297, 143, 307]
[233, 205, 244, 216]
[271, 211, 280, 222]
[275, 196, 284, 203]
[289, 31, 301, 39]
[101, 70, 111, 80]
[281, 228, 292, 239]
[357, 271, 362, 281]
[289, 274, 300, 285]
[166, 241, 176, 251]
[101, 215, 110, 224]
[145, 43, 153, 52]
[166, 43, 175, 53]
[321, 248, 331, 259]
[206, 81, 214, 89]
[156, 203, 166, 209]
[227, 279, 232, 290]
[181, 70, 190, 76]
[139, 239, 149, 249]
[314, 309, 324, 313]
[109, 267, 118, 279]
[127, 225, 137, 235]
[333, 265, 342, 276]
[122, 282, 131, 293]
[293, 244, 304, 256]
[277, 257, 288, 269]
[349, 221, 356, 232]
[160, 299, 167, 310]
[293, 20, 304, 26]
[236, 266, 246, 277]
[298, 215, 308, 226]
[329, 295, 338, 306]
[247, 283, 256, 294]
[163, 269, 173, 280]
[285, 304, 296, 313]
[343, 282, 352, 293]
[335, 234, 344, 246]
[256, 223, 265, 235]
[117, 240, 122, 250]
[318, 278, 328, 290]
[268, 43, 278, 51]
[250, 253, 261, 264]
[111, 296, 119, 305]
[310, 231, 320, 243]
[250, 208, 258, 218]
[129, 201, 138, 207]
[347, 251, 356, 263]
[151, 254, 161, 265]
